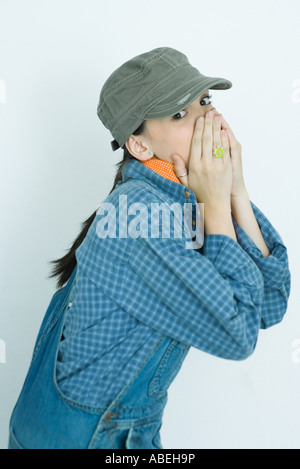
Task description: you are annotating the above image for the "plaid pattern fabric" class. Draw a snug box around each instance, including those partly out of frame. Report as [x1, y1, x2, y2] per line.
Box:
[56, 158, 291, 408]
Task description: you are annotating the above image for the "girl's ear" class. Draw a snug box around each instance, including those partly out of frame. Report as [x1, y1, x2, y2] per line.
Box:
[125, 136, 153, 162]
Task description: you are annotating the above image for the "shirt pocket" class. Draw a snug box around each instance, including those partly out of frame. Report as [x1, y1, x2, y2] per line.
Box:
[148, 339, 190, 399]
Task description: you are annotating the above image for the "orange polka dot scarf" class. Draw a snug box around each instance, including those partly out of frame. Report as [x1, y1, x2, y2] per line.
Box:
[141, 157, 181, 184]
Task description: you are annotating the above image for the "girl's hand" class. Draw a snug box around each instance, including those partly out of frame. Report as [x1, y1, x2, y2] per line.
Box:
[172, 111, 248, 200]
[218, 114, 248, 199]
[172, 111, 233, 211]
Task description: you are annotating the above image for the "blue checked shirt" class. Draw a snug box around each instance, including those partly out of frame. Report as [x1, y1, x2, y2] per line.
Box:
[56, 158, 291, 408]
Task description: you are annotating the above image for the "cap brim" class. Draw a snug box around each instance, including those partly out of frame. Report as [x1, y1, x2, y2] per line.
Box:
[144, 75, 232, 120]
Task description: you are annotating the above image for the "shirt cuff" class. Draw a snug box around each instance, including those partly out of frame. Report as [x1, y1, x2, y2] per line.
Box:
[231, 201, 289, 289]
[203, 233, 263, 288]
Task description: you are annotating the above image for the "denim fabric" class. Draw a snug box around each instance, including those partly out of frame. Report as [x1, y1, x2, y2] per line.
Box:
[55, 158, 291, 408]
[8, 265, 189, 449]
[8, 158, 291, 449]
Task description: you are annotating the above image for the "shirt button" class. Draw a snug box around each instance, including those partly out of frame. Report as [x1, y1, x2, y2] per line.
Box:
[192, 219, 196, 227]
[104, 412, 121, 423]
[104, 413, 113, 423]
[184, 190, 190, 198]
[68, 301, 73, 308]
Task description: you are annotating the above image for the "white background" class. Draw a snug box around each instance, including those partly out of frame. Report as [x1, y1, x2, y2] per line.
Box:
[0, 0, 300, 449]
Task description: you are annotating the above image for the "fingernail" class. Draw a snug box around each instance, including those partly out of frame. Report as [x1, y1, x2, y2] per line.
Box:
[207, 111, 214, 118]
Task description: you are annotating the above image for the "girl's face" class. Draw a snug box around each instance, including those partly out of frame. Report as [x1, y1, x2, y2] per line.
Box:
[126, 89, 217, 166]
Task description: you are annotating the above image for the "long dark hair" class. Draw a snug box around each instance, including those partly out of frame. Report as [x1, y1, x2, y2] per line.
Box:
[48, 121, 146, 289]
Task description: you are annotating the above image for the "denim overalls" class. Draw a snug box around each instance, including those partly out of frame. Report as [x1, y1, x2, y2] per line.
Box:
[8, 264, 190, 449]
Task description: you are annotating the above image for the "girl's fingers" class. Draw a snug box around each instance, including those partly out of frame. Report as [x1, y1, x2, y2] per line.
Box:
[171, 154, 188, 187]
[213, 115, 222, 151]
[219, 114, 242, 155]
[189, 116, 204, 171]
[221, 129, 230, 160]
[219, 114, 236, 139]
[202, 111, 214, 160]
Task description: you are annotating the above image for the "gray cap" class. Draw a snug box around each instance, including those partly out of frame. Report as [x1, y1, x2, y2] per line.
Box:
[97, 47, 232, 151]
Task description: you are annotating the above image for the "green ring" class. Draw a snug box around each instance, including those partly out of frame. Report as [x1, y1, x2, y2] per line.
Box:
[214, 146, 225, 158]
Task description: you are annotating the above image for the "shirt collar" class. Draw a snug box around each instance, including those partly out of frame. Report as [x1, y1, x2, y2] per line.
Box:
[121, 157, 196, 204]
[141, 157, 182, 184]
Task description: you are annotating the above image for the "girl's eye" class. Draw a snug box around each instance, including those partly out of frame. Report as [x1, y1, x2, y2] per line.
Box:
[172, 110, 187, 120]
[172, 94, 213, 120]
[200, 94, 213, 106]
